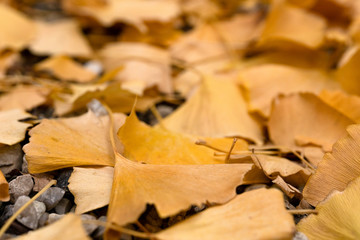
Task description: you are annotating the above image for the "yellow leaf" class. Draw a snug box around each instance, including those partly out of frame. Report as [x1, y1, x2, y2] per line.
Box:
[298, 176, 360, 239]
[98, 42, 172, 95]
[35, 56, 96, 83]
[23, 111, 126, 173]
[0, 109, 33, 145]
[0, 4, 35, 51]
[268, 93, 353, 152]
[162, 78, 264, 144]
[106, 153, 268, 227]
[240, 64, 339, 117]
[117, 111, 220, 164]
[258, 1, 326, 49]
[14, 213, 90, 240]
[29, 20, 93, 57]
[303, 124, 360, 206]
[155, 188, 295, 240]
[68, 166, 114, 214]
[0, 169, 9, 202]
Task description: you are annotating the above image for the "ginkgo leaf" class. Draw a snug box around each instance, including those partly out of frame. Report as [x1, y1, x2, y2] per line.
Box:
[268, 93, 353, 152]
[14, 213, 90, 240]
[0, 169, 9, 202]
[35, 56, 96, 83]
[254, 155, 311, 187]
[63, 0, 180, 32]
[53, 82, 158, 116]
[335, 45, 360, 95]
[258, 0, 326, 49]
[98, 42, 172, 95]
[170, 12, 262, 63]
[23, 111, 126, 173]
[239, 64, 339, 117]
[0, 4, 35, 51]
[319, 90, 360, 123]
[106, 153, 268, 227]
[0, 109, 33, 145]
[303, 124, 360, 206]
[117, 111, 220, 164]
[68, 166, 114, 214]
[162, 78, 264, 145]
[298, 176, 360, 239]
[0, 85, 49, 111]
[155, 188, 295, 240]
[29, 20, 93, 57]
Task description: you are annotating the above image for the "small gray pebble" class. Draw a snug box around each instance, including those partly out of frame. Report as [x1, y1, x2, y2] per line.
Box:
[0, 205, 14, 224]
[157, 105, 174, 118]
[0, 144, 23, 175]
[87, 99, 107, 117]
[38, 212, 49, 227]
[47, 213, 63, 225]
[293, 231, 309, 240]
[37, 187, 65, 211]
[55, 198, 72, 214]
[9, 175, 34, 203]
[93, 216, 107, 239]
[14, 196, 45, 229]
[81, 214, 97, 235]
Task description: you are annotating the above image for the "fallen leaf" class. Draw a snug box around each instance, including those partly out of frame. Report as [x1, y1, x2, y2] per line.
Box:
[14, 213, 90, 240]
[268, 93, 353, 152]
[53, 82, 158, 116]
[106, 153, 268, 227]
[155, 188, 295, 240]
[170, 12, 262, 63]
[319, 90, 360, 123]
[298, 176, 360, 239]
[23, 111, 125, 173]
[254, 155, 311, 187]
[162, 78, 264, 144]
[117, 111, 220, 164]
[63, 0, 180, 32]
[239, 64, 339, 117]
[303, 124, 360, 206]
[0, 51, 20, 78]
[335, 45, 360, 95]
[0, 109, 33, 145]
[0, 169, 9, 201]
[35, 55, 96, 83]
[0, 85, 49, 111]
[98, 42, 172, 95]
[0, 4, 35, 51]
[29, 20, 93, 57]
[258, 1, 326, 49]
[68, 166, 114, 214]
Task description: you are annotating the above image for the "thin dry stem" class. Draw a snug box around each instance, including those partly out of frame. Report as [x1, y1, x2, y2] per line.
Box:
[287, 209, 318, 215]
[225, 138, 238, 163]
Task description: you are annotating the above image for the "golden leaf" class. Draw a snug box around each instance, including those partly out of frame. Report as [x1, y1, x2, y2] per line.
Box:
[35, 56, 96, 83]
[68, 166, 113, 214]
[155, 188, 295, 240]
[240, 64, 339, 117]
[23, 111, 125, 173]
[162, 78, 264, 144]
[29, 20, 93, 57]
[117, 111, 220, 164]
[0, 109, 33, 145]
[268, 93, 353, 152]
[0, 169, 9, 202]
[298, 176, 360, 239]
[106, 153, 268, 227]
[303, 124, 360, 206]
[14, 213, 90, 240]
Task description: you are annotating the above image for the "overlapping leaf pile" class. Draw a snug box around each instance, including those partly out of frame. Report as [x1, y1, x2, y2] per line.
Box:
[1, 0, 360, 239]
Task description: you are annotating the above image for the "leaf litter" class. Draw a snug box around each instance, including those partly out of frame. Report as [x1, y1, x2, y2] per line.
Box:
[0, 0, 360, 239]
